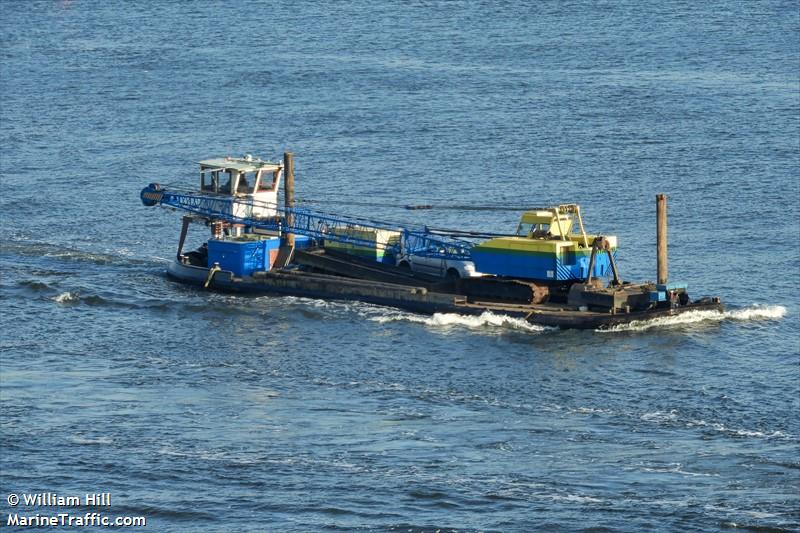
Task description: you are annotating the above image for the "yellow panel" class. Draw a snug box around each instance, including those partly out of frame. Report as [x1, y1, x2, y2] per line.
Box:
[476, 237, 576, 253]
[520, 210, 557, 224]
[324, 228, 400, 257]
[519, 211, 573, 236]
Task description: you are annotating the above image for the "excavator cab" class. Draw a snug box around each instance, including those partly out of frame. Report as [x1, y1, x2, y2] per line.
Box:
[516, 210, 574, 239]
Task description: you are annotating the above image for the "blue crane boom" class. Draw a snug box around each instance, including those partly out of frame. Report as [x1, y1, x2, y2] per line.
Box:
[140, 184, 475, 260]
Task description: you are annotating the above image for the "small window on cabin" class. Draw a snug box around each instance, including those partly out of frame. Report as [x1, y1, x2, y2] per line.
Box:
[201, 171, 215, 192]
[517, 223, 535, 237]
[219, 171, 233, 194]
[517, 222, 551, 237]
[237, 172, 255, 194]
[258, 171, 277, 192]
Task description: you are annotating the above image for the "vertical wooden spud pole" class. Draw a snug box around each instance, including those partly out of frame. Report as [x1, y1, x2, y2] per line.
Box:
[656, 193, 668, 285]
[283, 152, 295, 248]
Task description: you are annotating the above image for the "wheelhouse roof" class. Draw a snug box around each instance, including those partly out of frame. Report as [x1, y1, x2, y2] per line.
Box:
[198, 156, 281, 173]
[520, 210, 572, 224]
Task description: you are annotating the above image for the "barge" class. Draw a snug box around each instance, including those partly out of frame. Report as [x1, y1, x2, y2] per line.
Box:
[140, 152, 723, 330]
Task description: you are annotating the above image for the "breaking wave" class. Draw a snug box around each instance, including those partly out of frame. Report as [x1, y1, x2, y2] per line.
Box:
[726, 305, 788, 321]
[638, 410, 792, 441]
[599, 305, 786, 332]
[686, 419, 788, 440]
[54, 291, 80, 304]
[276, 298, 551, 334]
[370, 310, 550, 333]
[52, 291, 112, 306]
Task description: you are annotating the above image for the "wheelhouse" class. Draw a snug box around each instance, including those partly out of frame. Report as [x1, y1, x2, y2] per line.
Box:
[198, 155, 283, 219]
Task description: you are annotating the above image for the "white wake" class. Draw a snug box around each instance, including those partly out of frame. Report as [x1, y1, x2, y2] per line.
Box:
[599, 305, 787, 332]
[370, 310, 549, 333]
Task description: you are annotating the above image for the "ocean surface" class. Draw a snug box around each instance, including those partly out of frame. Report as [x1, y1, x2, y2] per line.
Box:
[1, 1, 798, 531]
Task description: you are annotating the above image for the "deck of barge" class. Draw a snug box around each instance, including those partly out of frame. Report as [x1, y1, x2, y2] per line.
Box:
[168, 250, 724, 329]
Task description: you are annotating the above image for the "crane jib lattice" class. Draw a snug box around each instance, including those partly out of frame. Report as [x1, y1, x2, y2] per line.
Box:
[141, 185, 475, 260]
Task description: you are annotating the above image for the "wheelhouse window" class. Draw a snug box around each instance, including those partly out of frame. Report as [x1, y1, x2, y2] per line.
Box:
[517, 222, 534, 236]
[201, 170, 217, 192]
[517, 222, 551, 237]
[236, 172, 255, 194]
[257, 170, 277, 192]
[219, 171, 234, 194]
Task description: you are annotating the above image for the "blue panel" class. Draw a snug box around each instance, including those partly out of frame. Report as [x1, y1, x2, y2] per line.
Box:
[472, 249, 614, 281]
[649, 291, 667, 302]
[294, 235, 313, 249]
[657, 282, 688, 291]
[263, 237, 281, 251]
[208, 239, 274, 276]
[471, 250, 559, 280]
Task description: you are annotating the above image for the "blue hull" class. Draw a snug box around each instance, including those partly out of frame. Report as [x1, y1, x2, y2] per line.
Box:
[471, 250, 616, 281]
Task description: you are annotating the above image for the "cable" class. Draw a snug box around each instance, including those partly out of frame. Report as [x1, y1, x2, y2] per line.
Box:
[296, 197, 542, 212]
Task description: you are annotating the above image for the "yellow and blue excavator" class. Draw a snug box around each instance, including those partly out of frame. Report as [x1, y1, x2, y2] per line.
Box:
[471, 205, 619, 282]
